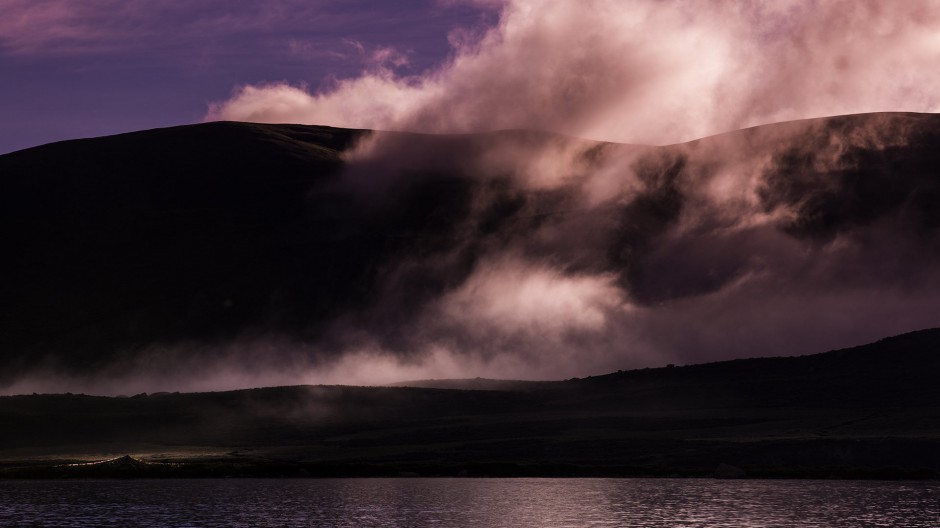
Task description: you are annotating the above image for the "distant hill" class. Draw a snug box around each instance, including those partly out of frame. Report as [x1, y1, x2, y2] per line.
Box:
[395, 326, 940, 399]
[389, 378, 550, 391]
[1, 328, 938, 478]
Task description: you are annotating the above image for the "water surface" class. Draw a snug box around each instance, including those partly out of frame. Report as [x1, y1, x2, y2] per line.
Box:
[1, 478, 937, 527]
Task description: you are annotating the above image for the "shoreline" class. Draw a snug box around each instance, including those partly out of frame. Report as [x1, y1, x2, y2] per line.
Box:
[2, 457, 936, 481]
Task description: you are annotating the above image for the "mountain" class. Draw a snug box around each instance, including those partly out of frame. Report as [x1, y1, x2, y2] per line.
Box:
[2, 112, 940, 388]
[0, 123, 362, 376]
[1, 328, 938, 478]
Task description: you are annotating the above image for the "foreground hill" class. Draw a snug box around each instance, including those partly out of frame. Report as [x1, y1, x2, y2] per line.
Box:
[1, 329, 938, 478]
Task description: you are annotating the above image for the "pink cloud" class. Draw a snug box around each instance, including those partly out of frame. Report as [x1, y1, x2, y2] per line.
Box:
[208, 0, 940, 144]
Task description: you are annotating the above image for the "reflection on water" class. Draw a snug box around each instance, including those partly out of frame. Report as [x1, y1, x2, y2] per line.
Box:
[1, 478, 938, 527]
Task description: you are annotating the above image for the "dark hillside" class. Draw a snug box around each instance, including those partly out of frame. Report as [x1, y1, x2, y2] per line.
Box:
[557, 327, 940, 410]
[1, 123, 365, 372]
[1, 329, 938, 478]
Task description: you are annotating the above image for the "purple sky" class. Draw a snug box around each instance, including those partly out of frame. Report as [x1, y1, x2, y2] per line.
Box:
[0, 0, 497, 154]
[4, 1, 940, 154]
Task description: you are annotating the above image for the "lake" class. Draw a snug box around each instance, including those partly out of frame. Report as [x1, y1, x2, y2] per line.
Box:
[1, 478, 937, 527]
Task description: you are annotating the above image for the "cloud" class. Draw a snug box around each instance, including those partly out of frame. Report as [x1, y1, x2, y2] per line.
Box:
[0, 0, 402, 58]
[208, 0, 940, 145]
[325, 112, 940, 378]
[423, 255, 629, 369]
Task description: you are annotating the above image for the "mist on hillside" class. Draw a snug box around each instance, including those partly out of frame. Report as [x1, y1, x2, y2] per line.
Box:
[2, 113, 939, 395]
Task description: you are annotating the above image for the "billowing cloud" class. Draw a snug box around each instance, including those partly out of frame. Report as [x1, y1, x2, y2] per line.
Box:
[208, 0, 940, 145]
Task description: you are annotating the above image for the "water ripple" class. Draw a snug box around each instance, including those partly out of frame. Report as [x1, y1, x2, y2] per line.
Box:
[0, 478, 937, 527]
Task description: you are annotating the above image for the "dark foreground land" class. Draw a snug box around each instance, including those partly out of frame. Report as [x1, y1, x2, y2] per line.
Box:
[1, 329, 939, 479]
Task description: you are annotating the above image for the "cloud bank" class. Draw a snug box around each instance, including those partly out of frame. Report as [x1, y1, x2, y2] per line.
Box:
[208, 0, 940, 145]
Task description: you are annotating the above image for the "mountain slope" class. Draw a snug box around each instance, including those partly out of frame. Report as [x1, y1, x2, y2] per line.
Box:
[1, 123, 362, 373]
[2, 113, 940, 388]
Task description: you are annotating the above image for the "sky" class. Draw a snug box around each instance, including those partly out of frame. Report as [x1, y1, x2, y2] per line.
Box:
[2, 0, 940, 394]
[4, 0, 940, 155]
[0, 0, 496, 154]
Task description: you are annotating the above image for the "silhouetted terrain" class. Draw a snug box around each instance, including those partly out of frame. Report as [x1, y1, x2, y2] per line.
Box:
[2, 113, 940, 386]
[1, 329, 938, 478]
[0, 123, 364, 376]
